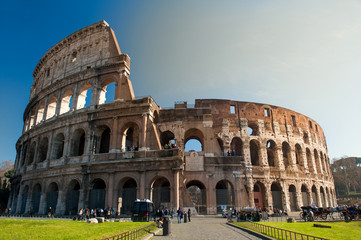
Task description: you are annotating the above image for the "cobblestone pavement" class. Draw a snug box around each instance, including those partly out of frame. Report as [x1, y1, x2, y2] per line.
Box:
[151, 216, 269, 240]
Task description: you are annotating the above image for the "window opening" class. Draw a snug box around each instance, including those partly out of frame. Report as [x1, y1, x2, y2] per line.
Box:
[291, 115, 296, 127]
[230, 105, 236, 114]
[264, 108, 270, 117]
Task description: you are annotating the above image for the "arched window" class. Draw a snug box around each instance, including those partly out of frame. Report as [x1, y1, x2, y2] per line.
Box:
[314, 150, 321, 173]
[295, 144, 303, 166]
[118, 178, 137, 214]
[46, 182, 59, 211]
[52, 133, 65, 159]
[99, 82, 116, 104]
[248, 122, 259, 136]
[306, 148, 313, 172]
[271, 182, 283, 210]
[266, 140, 276, 167]
[38, 137, 49, 162]
[70, 129, 85, 156]
[253, 182, 265, 210]
[98, 127, 110, 153]
[60, 90, 73, 114]
[282, 142, 291, 168]
[29, 110, 36, 129]
[36, 102, 45, 124]
[230, 137, 243, 156]
[250, 140, 260, 166]
[151, 177, 170, 209]
[46, 96, 57, 119]
[89, 178, 106, 209]
[27, 142, 36, 165]
[121, 123, 140, 151]
[184, 128, 204, 152]
[77, 84, 92, 109]
[289, 185, 297, 211]
[32, 184, 42, 213]
[301, 185, 309, 206]
[65, 180, 80, 215]
[186, 180, 207, 215]
[216, 180, 234, 213]
[160, 131, 175, 148]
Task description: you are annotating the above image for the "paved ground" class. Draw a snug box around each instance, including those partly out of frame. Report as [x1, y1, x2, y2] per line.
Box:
[151, 216, 269, 240]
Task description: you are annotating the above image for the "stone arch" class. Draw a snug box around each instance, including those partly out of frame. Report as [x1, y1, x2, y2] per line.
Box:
[27, 142, 36, 165]
[289, 184, 297, 211]
[99, 79, 116, 104]
[60, 89, 73, 114]
[46, 182, 59, 211]
[320, 186, 326, 207]
[295, 144, 303, 166]
[320, 152, 327, 175]
[65, 179, 80, 215]
[253, 181, 266, 210]
[312, 185, 319, 207]
[70, 128, 85, 156]
[303, 131, 310, 144]
[37, 137, 49, 162]
[96, 125, 111, 154]
[230, 137, 243, 156]
[121, 122, 140, 152]
[186, 180, 207, 215]
[36, 101, 45, 124]
[282, 142, 291, 169]
[89, 178, 106, 209]
[271, 182, 283, 210]
[216, 180, 234, 213]
[20, 185, 29, 214]
[118, 177, 137, 214]
[184, 128, 204, 152]
[250, 140, 260, 166]
[77, 83, 92, 109]
[46, 96, 57, 119]
[52, 133, 64, 159]
[32, 183, 42, 214]
[314, 150, 321, 173]
[266, 140, 277, 167]
[306, 148, 313, 172]
[160, 130, 175, 148]
[301, 184, 310, 206]
[151, 177, 171, 209]
[248, 121, 259, 136]
[28, 109, 36, 129]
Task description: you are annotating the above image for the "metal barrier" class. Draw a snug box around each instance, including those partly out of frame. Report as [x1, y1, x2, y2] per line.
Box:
[102, 223, 156, 240]
[245, 222, 329, 240]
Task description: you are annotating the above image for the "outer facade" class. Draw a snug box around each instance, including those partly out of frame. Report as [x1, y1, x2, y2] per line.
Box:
[9, 21, 336, 215]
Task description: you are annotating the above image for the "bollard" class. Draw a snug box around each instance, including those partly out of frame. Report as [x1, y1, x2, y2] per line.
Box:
[163, 217, 171, 236]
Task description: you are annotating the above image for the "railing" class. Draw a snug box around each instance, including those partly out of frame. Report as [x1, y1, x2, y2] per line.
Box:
[102, 223, 156, 240]
[240, 222, 329, 240]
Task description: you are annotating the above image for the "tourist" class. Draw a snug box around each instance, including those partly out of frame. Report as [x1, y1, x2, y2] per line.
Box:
[188, 209, 191, 222]
[177, 208, 183, 224]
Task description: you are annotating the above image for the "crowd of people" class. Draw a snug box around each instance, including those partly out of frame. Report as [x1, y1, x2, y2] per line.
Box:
[154, 207, 191, 227]
[77, 207, 118, 220]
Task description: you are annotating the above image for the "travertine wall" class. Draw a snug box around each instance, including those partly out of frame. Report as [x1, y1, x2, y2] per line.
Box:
[9, 21, 336, 216]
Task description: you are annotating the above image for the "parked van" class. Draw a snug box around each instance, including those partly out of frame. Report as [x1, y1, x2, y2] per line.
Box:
[131, 199, 155, 222]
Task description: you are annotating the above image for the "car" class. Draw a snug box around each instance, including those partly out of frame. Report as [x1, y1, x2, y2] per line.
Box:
[131, 199, 155, 222]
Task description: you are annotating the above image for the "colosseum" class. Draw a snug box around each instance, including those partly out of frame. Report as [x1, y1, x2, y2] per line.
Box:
[9, 21, 336, 216]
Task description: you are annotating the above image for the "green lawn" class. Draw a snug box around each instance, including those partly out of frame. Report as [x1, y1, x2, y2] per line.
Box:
[0, 219, 157, 240]
[233, 221, 361, 240]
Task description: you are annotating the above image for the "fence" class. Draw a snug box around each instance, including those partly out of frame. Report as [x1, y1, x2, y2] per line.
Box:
[102, 223, 156, 240]
[243, 222, 329, 240]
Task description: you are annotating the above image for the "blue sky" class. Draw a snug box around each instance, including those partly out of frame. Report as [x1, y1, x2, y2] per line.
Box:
[1, 0, 361, 164]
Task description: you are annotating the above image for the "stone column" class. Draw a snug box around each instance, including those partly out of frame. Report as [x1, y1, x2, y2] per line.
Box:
[71, 84, 79, 111]
[282, 182, 290, 212]
[275, 146, 285, 170]
[55, 190, 65, 215]
[46, 131, 55, 168]
[109, 117, 118, 152]
[63, 124, 71, 162]
[246, 176, 254, 207]
[259, 146, 268, 167]
[139, 113, 148, 150]
[38, 191, 46, 215]
[302, 150, 309, 173]
[139, 171, 145, 199]
[310, 151, 317, 175]
[42, 97, 49, 122]
[243, 142, 251, 166]
[55, 91, 62, 116]
[172, 169, 180, 209]
[233, 172, 242, 210]
[290, 147, 297, 170]
[107, 172, 115, 208]
[206, 175, 216, 215]
[15, 185, 24, 214]
[264, 182, 273, 212]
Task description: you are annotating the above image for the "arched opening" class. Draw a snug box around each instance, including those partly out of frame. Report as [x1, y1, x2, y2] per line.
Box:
[29, 110, 36, 129]
[289, 185, 297, 211]
[70, 129, 85, 156]
[46, 182, 58, 212]
[320, 187, 326, 207]
[118, 178, 137, 214]
[99, 81, 116, 104]
[250, 140, 260, 166]
[253, 182, 265, 210]
[312, 185, 318, 207]
[121, 123, 140, 152]
[38, 137, 48, 162]
[271, 182, 283, 210]
[151, 177, 170, 209]
[314, 150, 321, 173]
[282, 142, 291, 169]
[216, 180, 234, 213]
[303, 132, 309, 144]
[266, 140, 276, 167]
[27, 142, 36, 165]
[98, 127, 110, 154]
[184, 128, 204, 152]
[306, 148, 313, 172]
[160, 131, 175, 148]
[320, 152, 326, 174]
[20, 186, 29, 214]
[52, 133, 64, 159]
[36, 102, 45, 124]
[301, 185, 309, 206]
[89, 178, 106, 209]
[230, 137, 243, 156]
[46, 96, 57, 119]
[65, 180, 80, 215]
[295, 144, 303, 166]
[248, 122, 259, 136]
[186, 180, 207, 215]
[32, 184, 41, 214]
[76, 84, 92, 109]
[60, 90, 73, 114]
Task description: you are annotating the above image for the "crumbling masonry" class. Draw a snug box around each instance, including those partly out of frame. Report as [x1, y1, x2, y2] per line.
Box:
[9, 21, 336, 215]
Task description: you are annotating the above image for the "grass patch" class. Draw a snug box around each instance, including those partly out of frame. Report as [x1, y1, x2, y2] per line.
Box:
[233, 221, 361, 240]
[0, 219, 157, 240]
